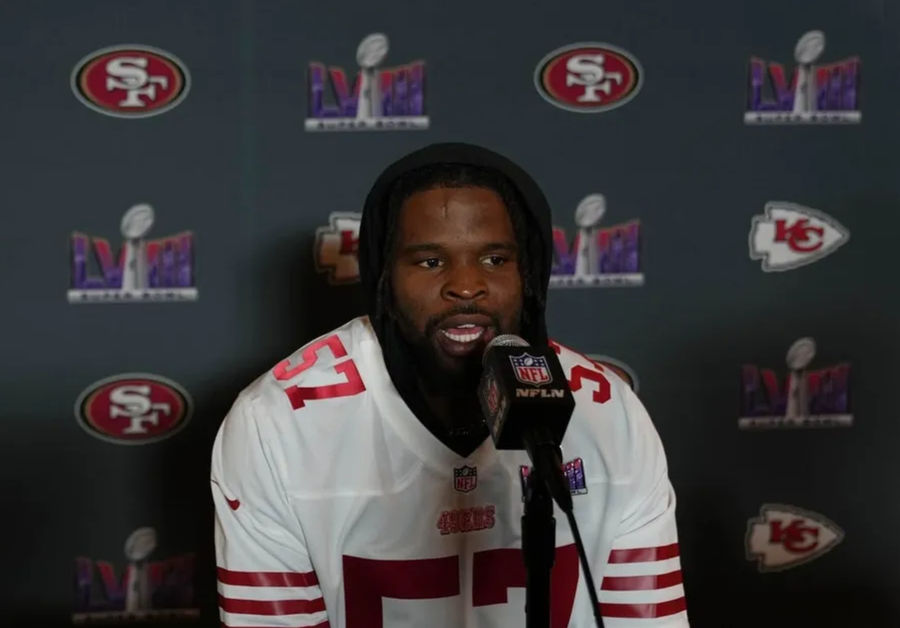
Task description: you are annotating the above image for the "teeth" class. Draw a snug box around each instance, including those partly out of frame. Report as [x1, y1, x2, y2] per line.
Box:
[441, 328, 485, 343]
[458, 323, 475, 328]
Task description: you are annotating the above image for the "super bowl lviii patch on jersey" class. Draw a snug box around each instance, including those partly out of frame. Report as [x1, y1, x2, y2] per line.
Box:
[519, 458, 587, 498]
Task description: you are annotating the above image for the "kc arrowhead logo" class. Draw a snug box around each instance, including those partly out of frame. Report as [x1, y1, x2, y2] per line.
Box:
[745, 504, 844, 572]
[749, 202, 849, 272]
[314, 212, 361, 284]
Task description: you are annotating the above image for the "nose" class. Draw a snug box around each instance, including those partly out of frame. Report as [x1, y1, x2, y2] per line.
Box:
[442, 261, 487, 302]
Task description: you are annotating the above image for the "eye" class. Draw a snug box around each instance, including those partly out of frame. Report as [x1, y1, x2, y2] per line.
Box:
[416, 257, 443, 269]
[482, 255, 507, 267]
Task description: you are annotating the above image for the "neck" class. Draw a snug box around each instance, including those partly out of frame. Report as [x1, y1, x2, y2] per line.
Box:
[418, 382, 489, 457]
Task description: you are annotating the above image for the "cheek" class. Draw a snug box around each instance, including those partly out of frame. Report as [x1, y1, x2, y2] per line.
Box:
[491, 273, 524, 321]
[391, 270, 437, 324]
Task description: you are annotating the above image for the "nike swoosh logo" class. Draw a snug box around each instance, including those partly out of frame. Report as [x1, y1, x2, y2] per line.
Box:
[226, 497, 241, 511]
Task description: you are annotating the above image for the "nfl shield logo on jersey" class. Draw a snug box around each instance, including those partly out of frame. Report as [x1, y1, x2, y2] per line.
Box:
[510, 353, 553, 386]
[453, 466, 477, 493]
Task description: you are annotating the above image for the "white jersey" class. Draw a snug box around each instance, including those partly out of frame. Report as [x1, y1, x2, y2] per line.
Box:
[211, 316, 688, 627]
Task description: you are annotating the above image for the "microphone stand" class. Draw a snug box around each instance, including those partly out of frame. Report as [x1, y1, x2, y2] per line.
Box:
[521, 442, 559, 628]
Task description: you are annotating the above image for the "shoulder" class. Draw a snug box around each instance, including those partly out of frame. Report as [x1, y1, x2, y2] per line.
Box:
[549, 339, 634, 405]
[220, 317, 375, 450]
[242, 316, 373, 412]
[550, 340, 663, 482]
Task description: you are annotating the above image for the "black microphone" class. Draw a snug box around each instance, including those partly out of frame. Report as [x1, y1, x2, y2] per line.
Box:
[477, 334, 576, 512]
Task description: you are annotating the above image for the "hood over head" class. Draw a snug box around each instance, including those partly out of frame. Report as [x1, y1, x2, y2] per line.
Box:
[357, 142, 554, 431]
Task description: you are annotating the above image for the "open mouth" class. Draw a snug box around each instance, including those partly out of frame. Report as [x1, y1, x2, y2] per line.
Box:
[440, 323, 485, 344]
[434, 314, 497, 358]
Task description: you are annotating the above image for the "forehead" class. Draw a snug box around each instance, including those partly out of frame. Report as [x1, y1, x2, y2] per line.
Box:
[395, 186, 515, 244]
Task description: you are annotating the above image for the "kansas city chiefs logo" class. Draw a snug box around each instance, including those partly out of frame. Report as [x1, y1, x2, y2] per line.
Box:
[749, 202, 849, 272]
[314, 212, 361, 284]
[746, 504, 844, 572]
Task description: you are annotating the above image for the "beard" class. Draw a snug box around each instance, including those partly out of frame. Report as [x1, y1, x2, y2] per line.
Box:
[391, 304, 506, 398]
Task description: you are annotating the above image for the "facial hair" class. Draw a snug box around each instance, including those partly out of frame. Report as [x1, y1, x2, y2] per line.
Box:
[393, 304, 503, 398]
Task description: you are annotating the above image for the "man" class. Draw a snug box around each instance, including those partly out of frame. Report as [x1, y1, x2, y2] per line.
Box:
[211, 143, 688, 627]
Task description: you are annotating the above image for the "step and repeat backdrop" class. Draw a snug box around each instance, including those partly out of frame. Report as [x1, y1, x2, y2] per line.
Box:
[2, 0, 898, 626]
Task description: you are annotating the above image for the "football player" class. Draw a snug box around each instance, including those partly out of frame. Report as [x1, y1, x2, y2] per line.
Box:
[212, 143, 688, 627]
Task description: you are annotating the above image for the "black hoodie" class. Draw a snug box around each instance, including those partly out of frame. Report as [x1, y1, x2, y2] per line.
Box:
[357, 142, 554, 453]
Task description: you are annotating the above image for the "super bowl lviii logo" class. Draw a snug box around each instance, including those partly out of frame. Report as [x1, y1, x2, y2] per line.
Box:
[69, 203, 197, 303]
[745, 30, 860, 124]
[75, 373, 193, 444]
[749, 201, 849, 271]
[739, 337, 852, 429]
[71, 45, 190, 118]
[746, 505, 844, 572]
[74, 527, 199, 623]
[550, 194, 643, 288]
[306, 33, 428, 131]
[534, 43, 642, 113]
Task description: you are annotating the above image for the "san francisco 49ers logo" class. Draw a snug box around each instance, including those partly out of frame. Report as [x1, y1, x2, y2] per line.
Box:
[74, 373, 192, 444]
[534, 43, 643, 113]
[71, 45, 191, 118]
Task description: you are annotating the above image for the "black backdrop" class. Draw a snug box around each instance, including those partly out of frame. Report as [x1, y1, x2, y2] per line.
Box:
[2, 0, 898, 625]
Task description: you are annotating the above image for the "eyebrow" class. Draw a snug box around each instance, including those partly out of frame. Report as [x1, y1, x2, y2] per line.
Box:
[397, 241, 519, 256]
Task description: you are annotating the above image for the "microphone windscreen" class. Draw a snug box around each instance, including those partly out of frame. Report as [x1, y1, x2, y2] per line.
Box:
[482, 334, 529, 365]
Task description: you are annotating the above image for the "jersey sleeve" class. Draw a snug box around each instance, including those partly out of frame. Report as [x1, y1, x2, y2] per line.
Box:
[211, 393, 329, 628]
[598, 387, 689, 626]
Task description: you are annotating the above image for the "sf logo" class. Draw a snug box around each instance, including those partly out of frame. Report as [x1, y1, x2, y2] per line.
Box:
[770, 518, 819, 553]
[105, 57, 169, 108]
[565, 54, 623, 102]
[109, 385, 171, 434]
[775, 218, 825, 253]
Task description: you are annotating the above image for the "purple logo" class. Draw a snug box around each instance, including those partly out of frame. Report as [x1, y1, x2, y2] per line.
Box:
[745, 30, 860, 124]
[306, 33, 428, 132]
[510, 353, 552, 387]
[550, 194, 643, 289]
[74, 527, 198, 622]
[520, 458, 588, 498]
[739, 337, 852, 429]
[564, 458, 588, 495]
[68, 203, 196, 303]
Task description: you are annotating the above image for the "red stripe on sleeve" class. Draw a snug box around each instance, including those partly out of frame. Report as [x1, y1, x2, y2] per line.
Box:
[222, 623, 330, 628]
[599, 596, 687, 618]
[217, 567, 319, 587]
[601, 569, 683, 591]
[218, 594, 326, 615]
[608, 542, 680, 563]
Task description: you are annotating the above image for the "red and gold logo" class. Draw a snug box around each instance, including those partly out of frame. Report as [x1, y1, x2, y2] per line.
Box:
[71, 45, 190, 118]
[535, 43, 642, 113]
[75, 373, 192, 444]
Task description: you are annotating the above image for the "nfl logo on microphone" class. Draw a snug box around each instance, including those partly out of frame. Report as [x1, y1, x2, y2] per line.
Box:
[510, 354, 553, 386]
